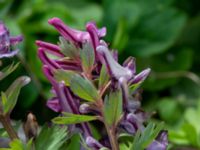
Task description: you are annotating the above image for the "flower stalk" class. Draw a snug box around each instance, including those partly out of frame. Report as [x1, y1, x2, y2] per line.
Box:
[0, 114, 18, 140]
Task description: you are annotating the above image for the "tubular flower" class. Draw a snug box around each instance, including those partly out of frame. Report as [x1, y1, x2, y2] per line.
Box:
[147, 130, 168, 150]
[0, 21, 23, 58]
[37, 17, 167, 149]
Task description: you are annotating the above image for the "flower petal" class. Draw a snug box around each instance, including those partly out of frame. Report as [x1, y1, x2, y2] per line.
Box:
[97, 45, 133, 80]
[147, 130, 168, 150]
[36, 40, 64, 57]
[130, 68, 151, 85]
[46, 97, 61, 112]
[0, 49, 19, 58]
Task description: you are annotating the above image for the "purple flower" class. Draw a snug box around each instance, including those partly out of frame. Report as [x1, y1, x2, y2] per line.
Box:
[96, 44, 151, 84]
[147, 131, 168, 150]
[37, 17, 166, 149]
[86, 136, 104, 150]
[48, 18, 106, 59]
[0, 21, 23, 58]
[46, 97, 61, 112]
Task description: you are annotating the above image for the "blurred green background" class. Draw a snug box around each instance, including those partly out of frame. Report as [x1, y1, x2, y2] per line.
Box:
[1, 0, 200, 148]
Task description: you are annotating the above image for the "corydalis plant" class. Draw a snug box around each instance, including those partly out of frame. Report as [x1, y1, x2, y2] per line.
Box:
[37, 17, 168, 150]
[0, 22, 30, 141]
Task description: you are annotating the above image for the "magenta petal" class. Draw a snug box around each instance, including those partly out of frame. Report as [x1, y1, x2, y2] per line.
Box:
[0, 22, 9, 36]
[10, 35, 23, 45]
[48, 17, 89, 44]
[97, 27, 106, 37]
[86, 22, 102, 51]
[46, 97, 61, 112]
[38, 48, 60, 69]
[0, 49, 19, 58]
[36, 40, 64, 57]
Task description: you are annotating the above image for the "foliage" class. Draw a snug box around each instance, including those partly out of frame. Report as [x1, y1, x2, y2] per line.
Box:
[0, 0, 200, 149]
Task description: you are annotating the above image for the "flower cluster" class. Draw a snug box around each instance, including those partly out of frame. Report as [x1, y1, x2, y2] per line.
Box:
[36, 17, 167, 150]
[0, 21, 23, 58]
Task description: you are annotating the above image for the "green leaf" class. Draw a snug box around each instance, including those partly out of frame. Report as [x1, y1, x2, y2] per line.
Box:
[131, 122, 164, 150]
[103, 90, 123, 126]
[54, 69, 76, 86]
[59, 36, 79, 59]
[129, 82, 142, 94]
[98, 65, 110, 89]
[0, 63, 19, 81]
[70, 74, 99, 102]
[80, 42, 95, 73]
[1, 76, 30, 114]
[52, 112, 97, 125]
[35, 124, 67, 150]
[7, 139, 33, 150]
[182, 123, 199, 147]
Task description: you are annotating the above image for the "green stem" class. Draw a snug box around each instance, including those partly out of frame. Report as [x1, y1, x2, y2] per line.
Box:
[0, 114, 18, 140]
[104, 123, 119, 150]
[97, 100, 119, 150]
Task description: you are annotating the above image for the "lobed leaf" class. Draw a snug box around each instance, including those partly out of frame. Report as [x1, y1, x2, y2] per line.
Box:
[80, 42, 95, 73]
[52, 112, 97, 125]
[1, 76, 31, 114]
[0, 63, 19, 81]
[103, 90, 123, 126]
[131, 122, 164, 150]
[98, 65, 110, 89]
[35, 124, 67, 150]
[54, 69, 76, 86]
[70, 74, 99, 102]
[59, 36, 79, 59]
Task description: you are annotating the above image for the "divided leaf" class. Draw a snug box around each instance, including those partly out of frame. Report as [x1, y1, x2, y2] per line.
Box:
[80, 42, 95, 73]
[54, 69, 76, 86]
[98, 65, 110, 89]
[52, 112, 97, 125]
[103, 90, 123, 126]
[59, 36, 79, 59]
[35, 124, 67, 150]
[131, 122, 164, 150]
[1, 76, 31, 114]
[70, 74, 99, 102]
[5, 139, 33, 150]
[0, 63, 19, 81]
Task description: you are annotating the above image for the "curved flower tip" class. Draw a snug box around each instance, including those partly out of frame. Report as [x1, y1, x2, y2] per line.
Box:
[147, 130, 168, 150]
[97, 45, 133, 81]
[10, 35, 23, 44]
[123, 57, 136, 75]
[46, 97, 61, 112]
[48, 17, 89, 44]
[86, 136, 104, 150]
[130, 68, 151, 85]
[36, 40, 64, 57]
[38, 47, 60, 69]
[86, 22, 106, 38]
[0, 21, 23, 58]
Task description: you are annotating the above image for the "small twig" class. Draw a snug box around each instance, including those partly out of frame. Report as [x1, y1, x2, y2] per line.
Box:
[0, 114, 18, 140]
[99, 81, 111, 97]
